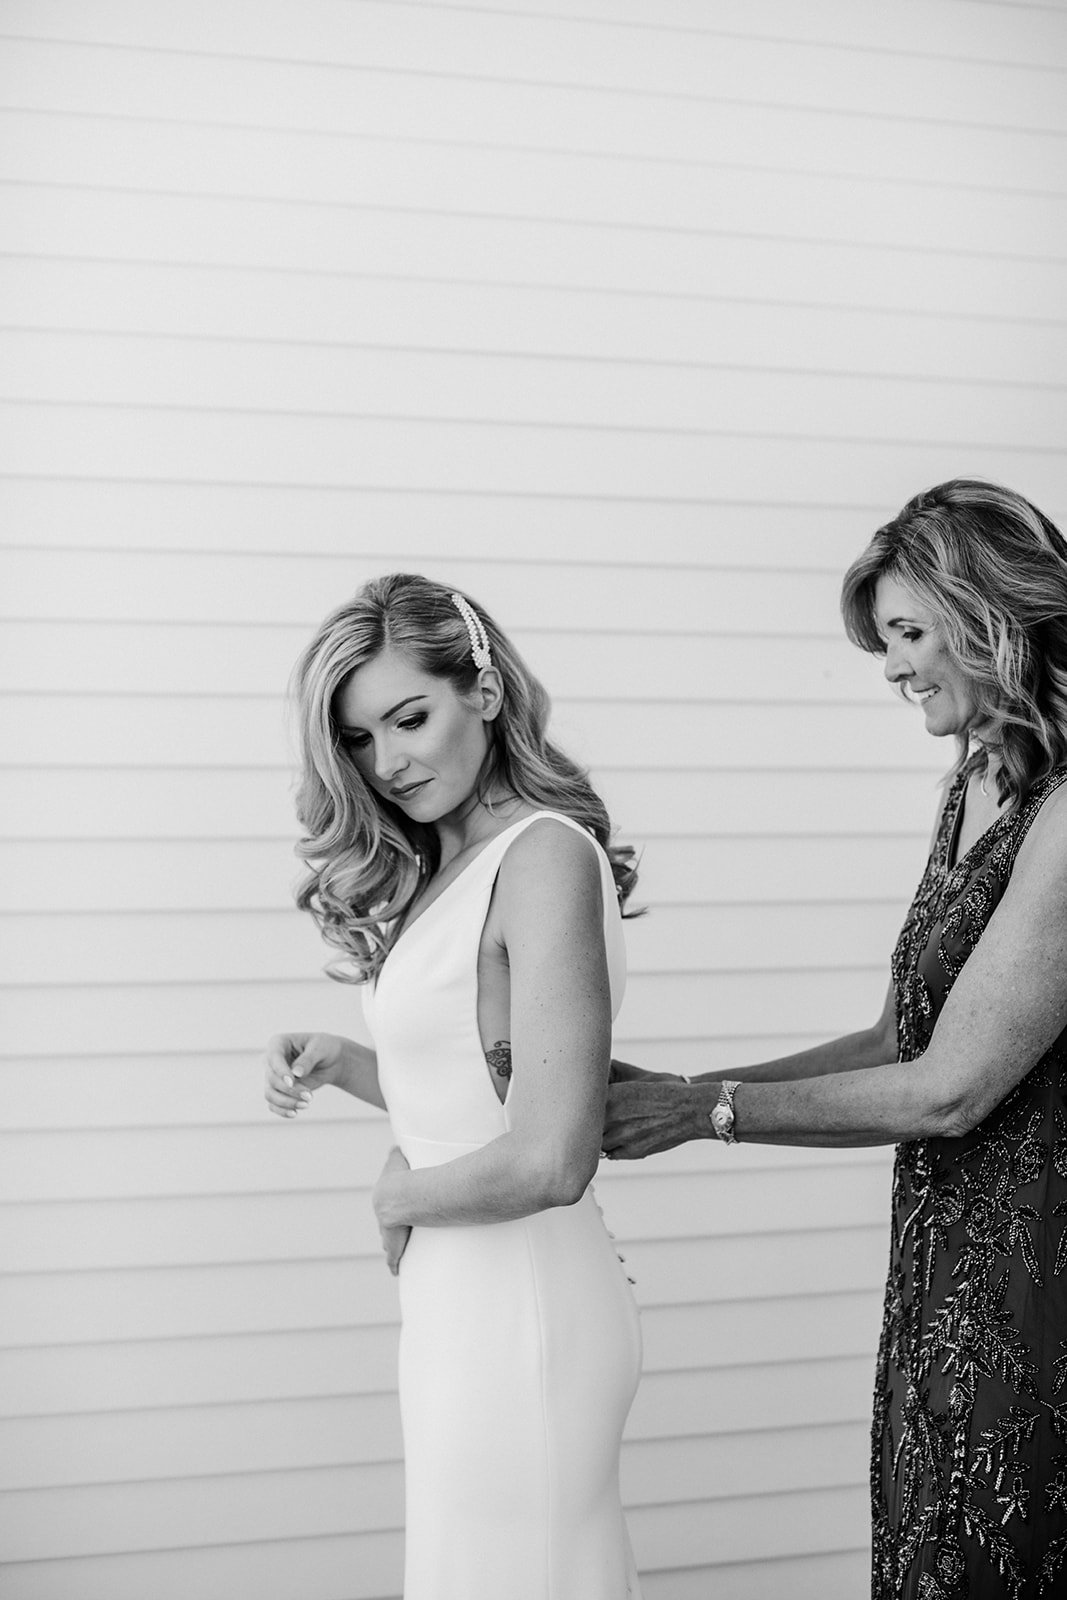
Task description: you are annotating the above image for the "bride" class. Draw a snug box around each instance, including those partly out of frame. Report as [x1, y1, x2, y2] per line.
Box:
[264, 573, 643, 1599]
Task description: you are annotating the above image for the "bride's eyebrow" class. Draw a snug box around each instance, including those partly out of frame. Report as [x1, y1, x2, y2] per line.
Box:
[339, 694, 428, 732]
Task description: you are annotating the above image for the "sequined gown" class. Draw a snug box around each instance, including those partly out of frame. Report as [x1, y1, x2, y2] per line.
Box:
[872, 760, 1067, 1600]
[362, 812, 643, 1600]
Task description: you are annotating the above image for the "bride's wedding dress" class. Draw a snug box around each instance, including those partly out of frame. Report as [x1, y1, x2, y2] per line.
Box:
[363, 811, 643, 1599]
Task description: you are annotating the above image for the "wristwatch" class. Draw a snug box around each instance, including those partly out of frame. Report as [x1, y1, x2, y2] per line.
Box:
[710, 1080, 741, 1145]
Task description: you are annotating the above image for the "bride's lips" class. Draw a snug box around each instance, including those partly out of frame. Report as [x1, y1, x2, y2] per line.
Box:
[391, 779, 431, 801]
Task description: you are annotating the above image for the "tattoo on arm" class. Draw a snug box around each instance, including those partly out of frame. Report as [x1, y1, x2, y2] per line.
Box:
[485, 1040, 512, 1080]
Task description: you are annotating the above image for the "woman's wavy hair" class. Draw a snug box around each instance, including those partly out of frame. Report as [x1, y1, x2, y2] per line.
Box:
[841, 478, 1067, 805]
[291, 572, 640, 982]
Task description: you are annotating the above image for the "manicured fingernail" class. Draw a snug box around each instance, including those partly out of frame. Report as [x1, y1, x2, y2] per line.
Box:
[284, 1074, 294, 1087]
[300, 1094, 312, 1105]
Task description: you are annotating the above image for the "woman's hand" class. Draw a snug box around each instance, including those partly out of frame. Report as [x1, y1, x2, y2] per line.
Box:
[373, 1146, 412, 1275]
[609, 1057, 685, 1085]
[263, 1032, 351, 1118]
[602, 1078, 711, 1160]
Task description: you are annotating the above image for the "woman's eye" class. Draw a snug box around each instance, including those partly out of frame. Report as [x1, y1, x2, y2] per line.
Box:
[397, 713, 427, 731]
[341, 733, 370, 752]
[902, 631, 922, 642]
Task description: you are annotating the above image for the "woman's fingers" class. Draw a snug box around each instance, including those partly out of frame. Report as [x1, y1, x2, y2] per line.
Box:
[602, 1080, 693, 1158]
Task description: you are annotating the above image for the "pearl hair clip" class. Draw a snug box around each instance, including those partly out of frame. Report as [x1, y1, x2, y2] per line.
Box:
[450, 592, 493, 670]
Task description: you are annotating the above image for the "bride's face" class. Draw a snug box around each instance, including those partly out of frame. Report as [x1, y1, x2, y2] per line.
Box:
[335, 646, 498, 825]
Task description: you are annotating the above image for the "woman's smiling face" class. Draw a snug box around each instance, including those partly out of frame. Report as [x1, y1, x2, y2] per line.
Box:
[334, 646, 497, 825]
[874, 574, 981, 739]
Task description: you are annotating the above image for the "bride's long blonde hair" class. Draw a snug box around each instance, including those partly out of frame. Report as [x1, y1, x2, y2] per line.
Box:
[291, 572, 639, 982]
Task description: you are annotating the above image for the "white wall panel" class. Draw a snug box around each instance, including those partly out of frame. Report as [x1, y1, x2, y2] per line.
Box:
[0, 26, 1062, 178]
[4, 3, 1065, 1597]
[3, 1162, 889, 1271]
[9, 330, 1064, 445]
[0, 832, 927, 912]
[4, 404, 1063, 504]
[1, 899, 904, 985]
[4, 764, 949, 840]
[0, 479, 918, 562]
[2, 968, 890, 1056]
[0, 1292, 882, 1414]
[0, 692, 939, 771]
[5, 110, 1066, 254]
[6, 247, 1065, 354]
[1, 619, 894, 701]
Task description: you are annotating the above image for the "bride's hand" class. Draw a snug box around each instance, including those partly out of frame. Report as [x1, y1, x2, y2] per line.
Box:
[373, 1146, 412, 1275]
[263, 1031, 350, 1117]
[602, 1078, 706, 1160]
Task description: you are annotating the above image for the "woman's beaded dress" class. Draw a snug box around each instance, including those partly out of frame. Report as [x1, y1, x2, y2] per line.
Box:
[872, 760, 1067, 1599]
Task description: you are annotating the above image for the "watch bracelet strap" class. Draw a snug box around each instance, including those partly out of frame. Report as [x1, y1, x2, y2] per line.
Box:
[711, 1078, 741, 1144]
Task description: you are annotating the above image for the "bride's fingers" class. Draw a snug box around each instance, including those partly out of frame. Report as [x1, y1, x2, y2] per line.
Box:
[264, 1063, 314, 1117]
[265, 1081, 313, 1117]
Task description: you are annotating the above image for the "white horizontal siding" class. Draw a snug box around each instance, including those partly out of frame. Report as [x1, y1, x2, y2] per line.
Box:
[2, 765, 952, 838]
[4, 2, 1066, 1596]
[1, 901, 906, 983]
[5, 253, 1064, 371]
[0, 834, 928, 912]
[4, 110, 1066, 258]
[9, 331, 1065, 446]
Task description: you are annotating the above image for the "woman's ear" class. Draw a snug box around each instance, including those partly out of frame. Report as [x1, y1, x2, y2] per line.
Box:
[476, 666, 505, 721]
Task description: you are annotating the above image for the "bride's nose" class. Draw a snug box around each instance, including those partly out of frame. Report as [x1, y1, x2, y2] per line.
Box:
[375, 736, 408, 782]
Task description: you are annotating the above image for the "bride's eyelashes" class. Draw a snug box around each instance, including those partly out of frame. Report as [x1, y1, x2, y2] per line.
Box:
[341, 711, 429, 752]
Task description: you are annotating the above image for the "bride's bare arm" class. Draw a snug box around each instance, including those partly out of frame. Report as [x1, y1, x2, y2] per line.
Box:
[373, 820, 611, 1229]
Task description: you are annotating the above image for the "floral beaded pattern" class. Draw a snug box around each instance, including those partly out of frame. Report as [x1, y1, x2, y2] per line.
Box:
[872, 761, 1067, 1600]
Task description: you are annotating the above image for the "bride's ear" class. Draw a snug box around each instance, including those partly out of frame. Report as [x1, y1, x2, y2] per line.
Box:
[475, 666, 505, 721]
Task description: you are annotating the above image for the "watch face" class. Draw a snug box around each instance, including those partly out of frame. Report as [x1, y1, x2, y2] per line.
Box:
[712, 1106, 731, 1135]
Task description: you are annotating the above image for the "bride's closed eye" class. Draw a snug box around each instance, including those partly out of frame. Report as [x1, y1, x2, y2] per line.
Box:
[341, 713, 427, 751]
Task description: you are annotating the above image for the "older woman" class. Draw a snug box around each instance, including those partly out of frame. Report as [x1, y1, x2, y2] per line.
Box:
[603, 480, 1067, 1600]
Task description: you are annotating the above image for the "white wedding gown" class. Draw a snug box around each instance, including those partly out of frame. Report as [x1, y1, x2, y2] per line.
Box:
[363, 811, 643, 1599]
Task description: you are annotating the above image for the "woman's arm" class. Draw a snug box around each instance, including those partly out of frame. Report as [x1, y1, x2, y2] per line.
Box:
[604, 787, 1067, 1158]
[604, 982, 896, 1151]
[707, 979, 898, 1083]
[374, 820, 611, 1229]
[264, 1031, 384, 1116]
[619, 980, 896, 1083]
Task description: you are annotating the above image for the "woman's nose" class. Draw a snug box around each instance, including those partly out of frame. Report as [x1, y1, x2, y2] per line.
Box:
[884, 641, 911, 684]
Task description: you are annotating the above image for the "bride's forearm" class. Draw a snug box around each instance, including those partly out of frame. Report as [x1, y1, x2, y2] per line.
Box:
[375, 1129, 598, 1228]
[334, 1037, 385, 1108]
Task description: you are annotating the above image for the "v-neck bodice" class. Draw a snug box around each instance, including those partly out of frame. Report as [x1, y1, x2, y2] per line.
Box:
[362, 810, 627, 1160]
